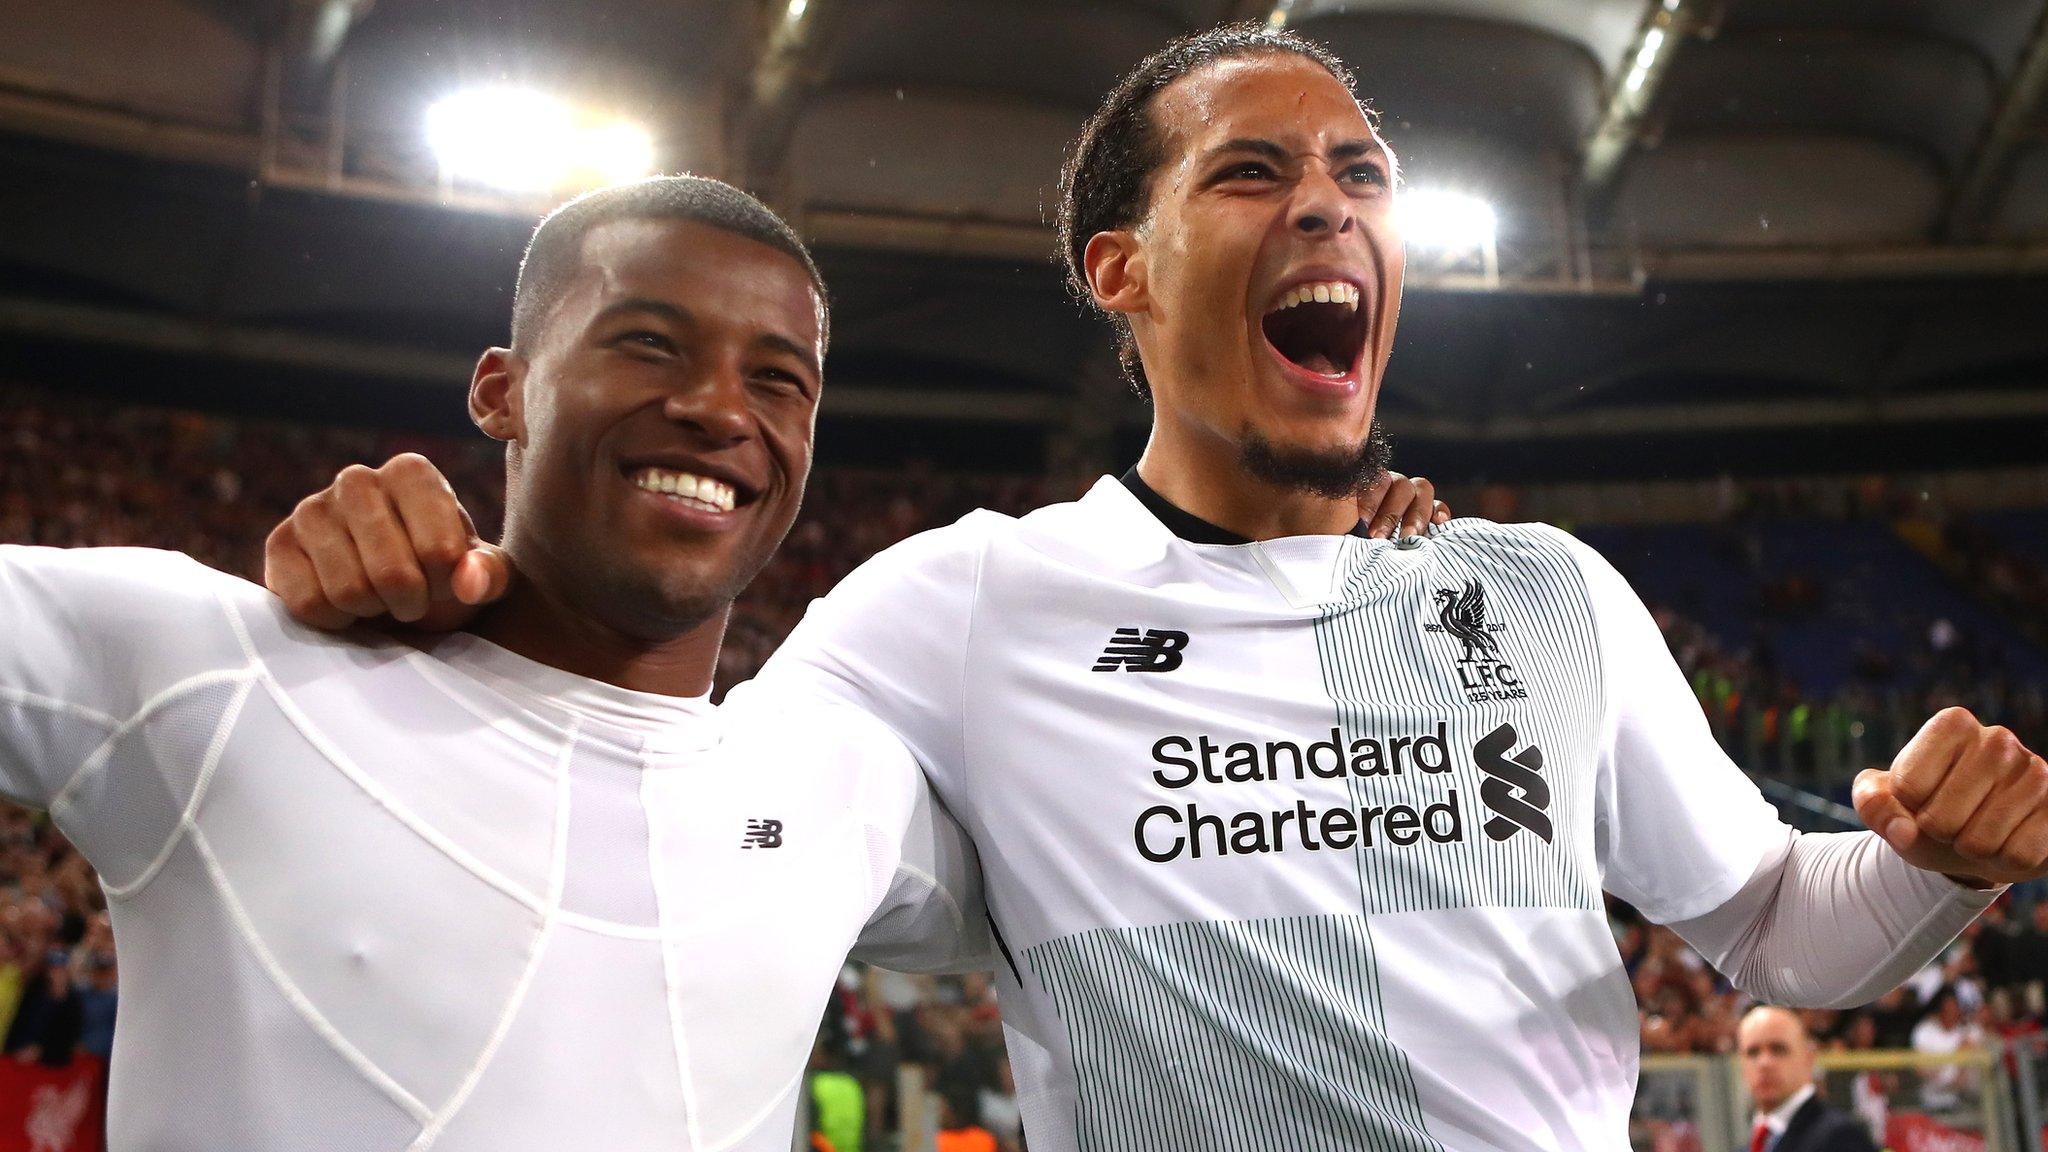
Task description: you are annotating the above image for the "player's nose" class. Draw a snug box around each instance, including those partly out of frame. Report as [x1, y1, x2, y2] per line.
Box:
[1288, 167, 1356, 238]
[661, 359, 752, 446]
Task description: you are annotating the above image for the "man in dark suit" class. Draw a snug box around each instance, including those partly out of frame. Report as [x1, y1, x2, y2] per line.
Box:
[1738, 1006, 1879, 1152]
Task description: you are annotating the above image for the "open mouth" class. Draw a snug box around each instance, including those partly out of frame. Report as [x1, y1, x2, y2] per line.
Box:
[1261, 280, 1367, 379]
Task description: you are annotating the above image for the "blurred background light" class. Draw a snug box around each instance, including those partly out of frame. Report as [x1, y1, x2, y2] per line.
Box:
[426, 88, 654, 194]
[580, 120, 657, 188]
[1394, 188, 1499, 252]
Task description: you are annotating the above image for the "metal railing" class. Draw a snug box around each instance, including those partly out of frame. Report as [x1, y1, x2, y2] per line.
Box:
[852, 1042, 2048, 1152]
[1636, 1053, 1738, 1152]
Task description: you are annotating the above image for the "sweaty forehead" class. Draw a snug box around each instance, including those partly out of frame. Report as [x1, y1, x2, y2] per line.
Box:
[1154, 54, 1378, 160]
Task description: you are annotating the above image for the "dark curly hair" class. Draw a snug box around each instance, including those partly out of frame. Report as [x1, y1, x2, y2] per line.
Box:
[1056, 23, 1360, 398]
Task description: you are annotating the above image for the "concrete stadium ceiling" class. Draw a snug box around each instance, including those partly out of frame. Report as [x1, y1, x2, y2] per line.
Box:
[1, 0, 2046, 477]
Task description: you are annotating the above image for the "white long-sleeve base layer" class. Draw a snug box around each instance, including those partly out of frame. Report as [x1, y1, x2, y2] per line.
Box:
[0, 546, 987, 1152]
[747, 476, 1997, 1152]
[1674, 826, 1995, 1009]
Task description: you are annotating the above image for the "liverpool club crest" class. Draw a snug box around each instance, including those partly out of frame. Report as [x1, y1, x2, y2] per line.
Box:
[1424, 580, 1528, 702]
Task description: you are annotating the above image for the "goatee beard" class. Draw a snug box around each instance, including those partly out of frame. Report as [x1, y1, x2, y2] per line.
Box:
[1238, 421, 1393, 500]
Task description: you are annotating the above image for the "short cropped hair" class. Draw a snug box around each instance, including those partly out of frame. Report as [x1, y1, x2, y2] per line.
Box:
[1056, 24, 1360, 397]
[509, 175, 828, 354]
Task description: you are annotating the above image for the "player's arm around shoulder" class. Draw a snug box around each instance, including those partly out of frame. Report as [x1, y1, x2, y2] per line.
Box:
[0, 545, 254, 808]
[751, 509, 1012, 791]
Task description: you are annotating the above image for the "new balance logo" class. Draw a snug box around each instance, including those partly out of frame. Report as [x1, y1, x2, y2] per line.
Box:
[1474, 723, 1552, 844]
[741, 818, 784, 849]
[1091, 628, 1190, 673]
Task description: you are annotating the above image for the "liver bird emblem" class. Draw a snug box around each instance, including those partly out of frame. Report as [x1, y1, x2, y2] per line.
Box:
[1433, 581, 1500, 662]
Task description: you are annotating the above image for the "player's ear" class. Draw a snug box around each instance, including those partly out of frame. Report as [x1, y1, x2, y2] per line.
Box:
[470, 347, 522, 443]
[1084, 231, 1148, 317]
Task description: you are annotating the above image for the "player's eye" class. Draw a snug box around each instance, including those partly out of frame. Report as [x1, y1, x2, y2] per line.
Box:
[752, 367, 809, 397]
[1342, 163, 1388, 189]
[617, 330, 676, 356]
[1219, 161, 1277, 183]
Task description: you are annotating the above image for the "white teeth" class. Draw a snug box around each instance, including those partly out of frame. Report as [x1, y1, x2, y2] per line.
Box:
[1268, 280, 1360, 315]
[631, 468, 738, 512]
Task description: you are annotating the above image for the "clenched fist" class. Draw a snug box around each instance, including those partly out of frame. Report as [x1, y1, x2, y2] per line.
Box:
[264, 454, 513, 632]
[1853, 706, 2048, 888]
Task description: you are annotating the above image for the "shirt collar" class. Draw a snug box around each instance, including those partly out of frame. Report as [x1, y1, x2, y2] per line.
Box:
[1757, 1083, 1816, 1136]
[421, 631, 718, 753]
[1118, 466, 1372, 545]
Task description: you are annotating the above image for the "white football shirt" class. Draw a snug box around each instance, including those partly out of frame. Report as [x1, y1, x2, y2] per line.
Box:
[0, 545, 985, 1151]
[745, 474, 1810, 1152]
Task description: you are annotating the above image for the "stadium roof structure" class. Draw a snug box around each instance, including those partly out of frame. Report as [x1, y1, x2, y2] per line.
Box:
[1, 0, 2046, 479]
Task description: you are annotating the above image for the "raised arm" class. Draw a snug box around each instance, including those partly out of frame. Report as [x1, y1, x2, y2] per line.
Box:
[1674, 708, 2041, 1008]
[1558, 530, 2039, 1008]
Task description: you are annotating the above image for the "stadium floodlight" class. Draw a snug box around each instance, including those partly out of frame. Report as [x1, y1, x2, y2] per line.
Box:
[580, 120, 656, 187]
[426, 87, 655, 194]
[786, 0, 809, 22]
[1393, 188, 1498, 252]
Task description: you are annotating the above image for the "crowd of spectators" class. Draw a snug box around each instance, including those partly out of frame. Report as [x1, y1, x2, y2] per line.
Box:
[0, 386, 507, 579]
[0, 807, 116, 1069]
[1653, 601, 2048, 793]
[3, 383, 2046, 1148]
[1622, 490, 2048, 793]
[814, 969, 1021, 1152]
[1939, 515, 2048, 652]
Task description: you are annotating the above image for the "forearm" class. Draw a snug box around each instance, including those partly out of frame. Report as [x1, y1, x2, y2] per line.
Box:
[1672, 828, 2000, 1009]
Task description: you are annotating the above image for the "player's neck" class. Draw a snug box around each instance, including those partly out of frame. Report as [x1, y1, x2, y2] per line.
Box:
[464, 564, 726, 699]
[1135, 440, 1359, 541]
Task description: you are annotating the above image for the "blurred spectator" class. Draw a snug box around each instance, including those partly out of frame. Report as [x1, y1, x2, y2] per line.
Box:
[808, 1036, 865, 1152]
[977, 1058, 1022, 1152]
[4, 949, 82, 1066]
[73, 914, 117, 1062]
[935, 1090, 998, 1152]
[1736, 1006, 1877, 1152]
[1908, 988, 1982, 1112]
[2010, 899, 2048, 1011]
[1867, 986, 1922, 1051]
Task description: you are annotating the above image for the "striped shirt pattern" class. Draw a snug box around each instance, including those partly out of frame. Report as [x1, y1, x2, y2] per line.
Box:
[1026, 523, 1610, 1150]
[1025, 915, 1441, 1152]
[1315, 525, 1604, 917]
